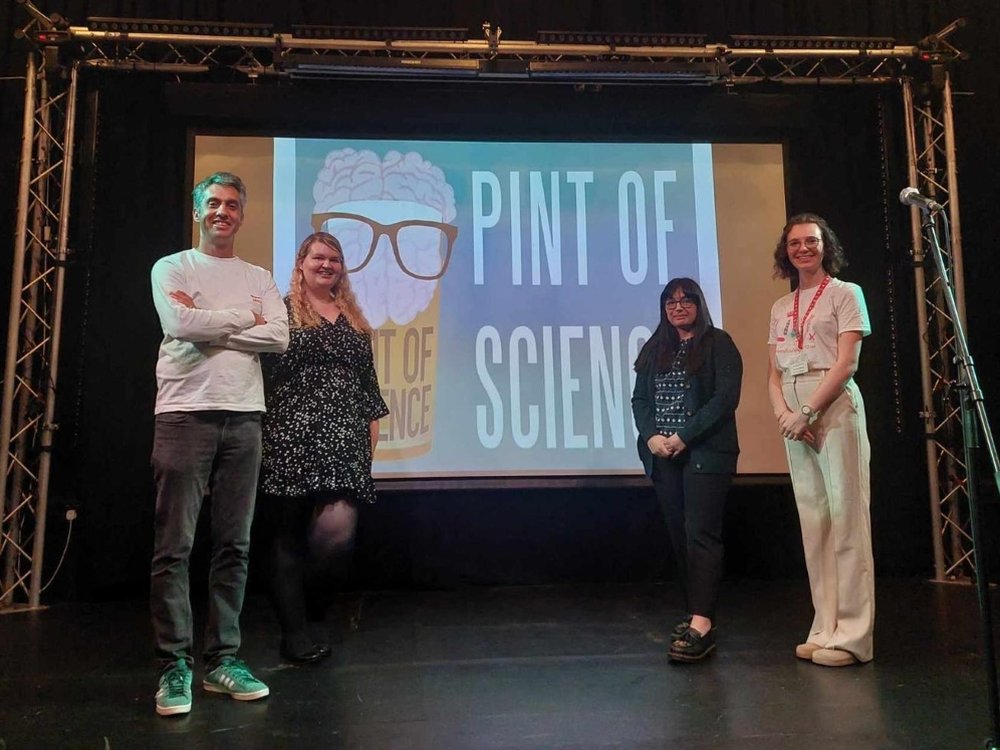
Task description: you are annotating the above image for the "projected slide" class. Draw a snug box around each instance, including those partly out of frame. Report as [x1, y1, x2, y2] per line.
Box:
[193, 136, 790, 477]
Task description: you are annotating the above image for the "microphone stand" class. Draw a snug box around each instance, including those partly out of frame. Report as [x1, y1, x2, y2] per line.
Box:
[920, 207, 1000, 749]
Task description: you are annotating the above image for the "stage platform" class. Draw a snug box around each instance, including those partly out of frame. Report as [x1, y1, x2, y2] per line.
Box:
[0, 578, 990, 749]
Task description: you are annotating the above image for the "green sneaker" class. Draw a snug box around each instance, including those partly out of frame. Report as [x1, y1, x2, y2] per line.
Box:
[203, 657, 269, 701]
[155, 658, 192, 716]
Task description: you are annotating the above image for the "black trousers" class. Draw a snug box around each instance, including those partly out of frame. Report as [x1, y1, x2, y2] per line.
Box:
[651, 457, 732, 621]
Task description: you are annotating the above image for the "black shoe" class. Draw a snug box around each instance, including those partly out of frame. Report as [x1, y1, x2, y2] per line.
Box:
[668, 626, 716, 662]
[670, 616, 692, 640]
[307, 622, 332, 659]
[280, 635, 325, 664]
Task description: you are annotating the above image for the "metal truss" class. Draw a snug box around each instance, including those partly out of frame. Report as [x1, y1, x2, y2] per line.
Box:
[0, 46, 78, 610]
[0, 1, 969, 608]
[47, 23, 952, 84]
[725, 51, 906, 86]
[902, 66, 973, 581]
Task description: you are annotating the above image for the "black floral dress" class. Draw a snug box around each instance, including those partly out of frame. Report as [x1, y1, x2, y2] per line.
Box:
[260, 312, 389, 503]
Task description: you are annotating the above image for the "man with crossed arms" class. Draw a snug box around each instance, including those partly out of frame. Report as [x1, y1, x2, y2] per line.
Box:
[149, 171, 288, 716]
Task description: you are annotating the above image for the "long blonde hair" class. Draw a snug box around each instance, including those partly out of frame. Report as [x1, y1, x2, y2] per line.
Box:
[288, 232, 373, 334]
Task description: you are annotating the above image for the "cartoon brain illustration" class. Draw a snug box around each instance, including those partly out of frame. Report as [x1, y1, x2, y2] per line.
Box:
[313, 149, 457, 328]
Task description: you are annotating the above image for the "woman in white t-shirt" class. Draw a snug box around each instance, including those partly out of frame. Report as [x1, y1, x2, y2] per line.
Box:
[767, 213, 874, 668]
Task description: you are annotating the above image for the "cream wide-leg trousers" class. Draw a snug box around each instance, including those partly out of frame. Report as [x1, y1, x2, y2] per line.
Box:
[781, 370, 875, 662]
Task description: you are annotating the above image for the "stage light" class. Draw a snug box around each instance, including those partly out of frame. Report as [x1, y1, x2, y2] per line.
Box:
[729, 34, 895, 50]
[290, 25, 468, 42]
[528, 60, 721, 82]
[35, 29, 71, 44]
[86, 17, 273, 37]
[477, 59, 530, 78]
[285, 55, 479, 79]
[536, 30, 707, 47]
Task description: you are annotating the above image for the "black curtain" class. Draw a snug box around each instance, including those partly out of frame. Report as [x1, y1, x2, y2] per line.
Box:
[1, 0, 997, 597]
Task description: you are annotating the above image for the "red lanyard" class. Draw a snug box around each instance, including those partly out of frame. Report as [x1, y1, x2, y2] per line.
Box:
[791, 275, 831, 350]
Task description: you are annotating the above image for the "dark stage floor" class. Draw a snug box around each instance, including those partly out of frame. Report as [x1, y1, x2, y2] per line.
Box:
[0, 579, 991, 749]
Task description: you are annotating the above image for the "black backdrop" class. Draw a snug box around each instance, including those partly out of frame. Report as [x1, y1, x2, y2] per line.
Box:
[0, 0, 997, 599]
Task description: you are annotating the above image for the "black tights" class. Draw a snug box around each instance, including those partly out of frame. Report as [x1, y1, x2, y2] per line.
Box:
[265, 493, 358, 643]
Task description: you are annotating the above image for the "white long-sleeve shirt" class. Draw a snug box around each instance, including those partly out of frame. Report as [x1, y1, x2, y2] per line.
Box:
[151, 248, 289, 414]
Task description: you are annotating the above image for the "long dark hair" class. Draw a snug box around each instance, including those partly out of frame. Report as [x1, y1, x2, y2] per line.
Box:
[772, 212, 848, 281]
[633, 277, 715, 374]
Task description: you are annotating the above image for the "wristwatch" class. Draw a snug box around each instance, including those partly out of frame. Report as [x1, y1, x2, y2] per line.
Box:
[800, 404, 818, 420]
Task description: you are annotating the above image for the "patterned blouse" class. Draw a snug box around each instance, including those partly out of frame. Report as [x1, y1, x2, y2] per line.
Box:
[653, 339, 691, 437]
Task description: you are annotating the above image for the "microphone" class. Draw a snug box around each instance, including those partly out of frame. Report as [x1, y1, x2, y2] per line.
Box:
[899, 187, 944, 213]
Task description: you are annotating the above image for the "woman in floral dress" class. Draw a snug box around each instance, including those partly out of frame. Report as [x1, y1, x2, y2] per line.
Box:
[259, 231, 388, 663]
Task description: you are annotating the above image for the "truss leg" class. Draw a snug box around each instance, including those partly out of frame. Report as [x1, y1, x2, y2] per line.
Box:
[0, 50, 78, 611]
[0, 54, 39, 608]
[29, 62, 79, 607]
[902, 74, 973, 583]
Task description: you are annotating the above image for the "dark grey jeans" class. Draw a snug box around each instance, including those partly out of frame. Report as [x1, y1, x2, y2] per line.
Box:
[150, 410, 262, 670]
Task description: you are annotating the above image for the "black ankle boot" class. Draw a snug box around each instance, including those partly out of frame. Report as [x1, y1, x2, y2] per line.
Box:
[280, 632, 324, 664]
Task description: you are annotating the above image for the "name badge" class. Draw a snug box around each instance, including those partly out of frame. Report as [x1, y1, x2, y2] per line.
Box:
[787, 352, 809, 376]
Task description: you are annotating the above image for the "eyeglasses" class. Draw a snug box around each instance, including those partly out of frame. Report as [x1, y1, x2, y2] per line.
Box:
[786, 236, 822, 250]
[665, 296, 698, 310]
[311, 211, 458, 281]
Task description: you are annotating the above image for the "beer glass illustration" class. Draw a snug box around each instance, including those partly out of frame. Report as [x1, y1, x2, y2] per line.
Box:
[313, 149, 457, 460]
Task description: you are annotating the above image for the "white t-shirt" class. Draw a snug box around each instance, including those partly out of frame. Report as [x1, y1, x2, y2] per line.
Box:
[768, 277, 870, 372]
[150, 249, 289, 414]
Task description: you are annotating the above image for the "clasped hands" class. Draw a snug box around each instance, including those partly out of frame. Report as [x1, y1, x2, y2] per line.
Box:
[170, 290, 266, 326]
[647, 433, 686, 459]
[776, 408, 816, 445]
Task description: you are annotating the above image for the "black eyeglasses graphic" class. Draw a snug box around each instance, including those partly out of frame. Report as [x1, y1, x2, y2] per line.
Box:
[312, 211, 458, 281]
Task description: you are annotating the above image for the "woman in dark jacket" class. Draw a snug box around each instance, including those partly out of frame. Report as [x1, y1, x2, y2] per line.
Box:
[631, 277, 743, 662]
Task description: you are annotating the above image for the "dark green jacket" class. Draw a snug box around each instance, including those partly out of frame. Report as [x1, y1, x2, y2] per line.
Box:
[631, 327, 743, 475]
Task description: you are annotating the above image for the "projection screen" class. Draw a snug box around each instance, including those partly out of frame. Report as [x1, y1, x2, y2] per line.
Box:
[192, 136, 790, 478]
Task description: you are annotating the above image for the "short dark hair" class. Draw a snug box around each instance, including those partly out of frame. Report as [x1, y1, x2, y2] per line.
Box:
[772, 213, 847, 280]
[192, 172, 247, 212]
